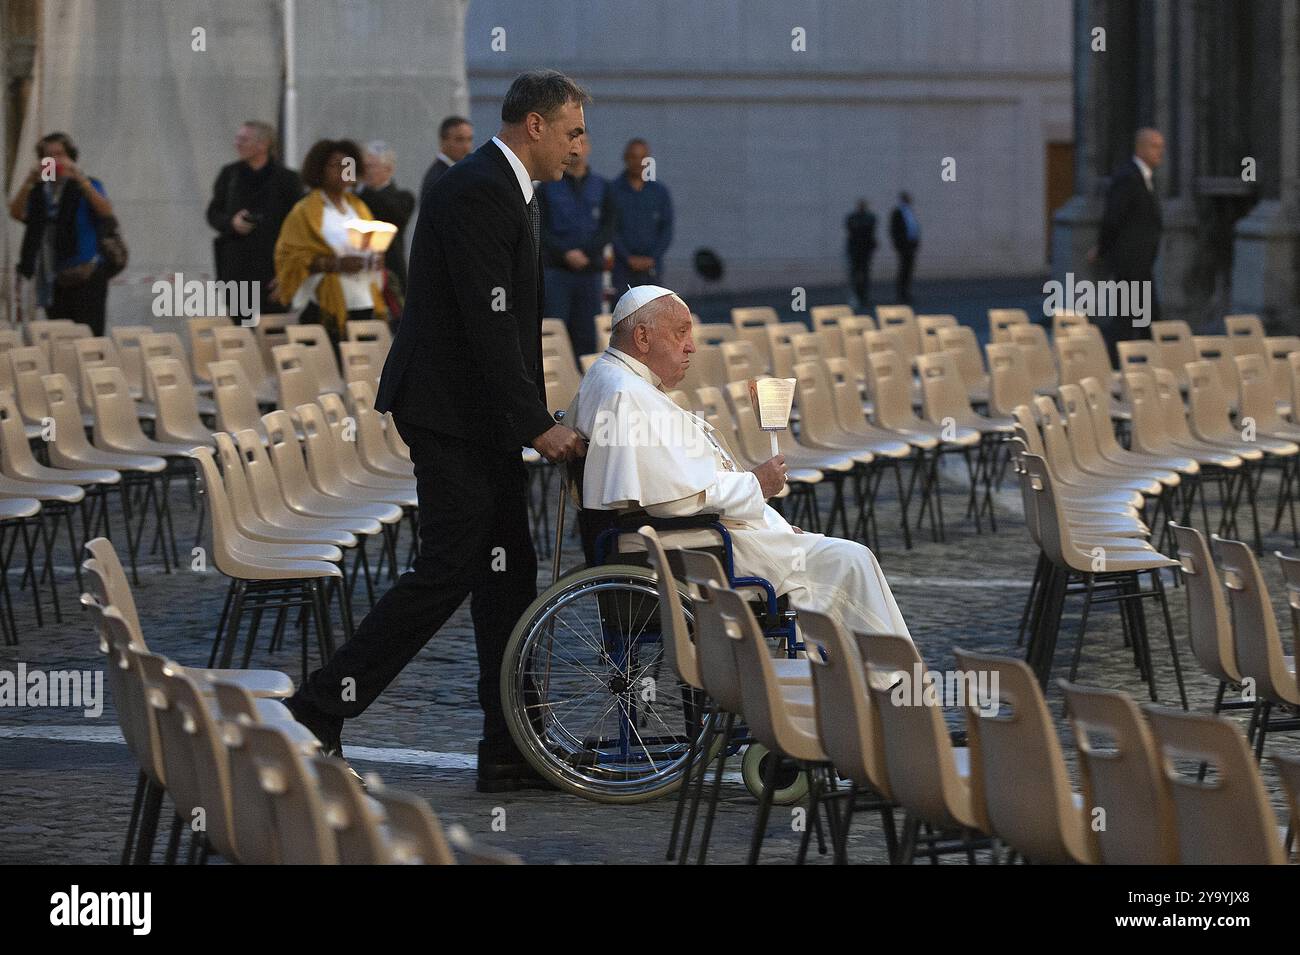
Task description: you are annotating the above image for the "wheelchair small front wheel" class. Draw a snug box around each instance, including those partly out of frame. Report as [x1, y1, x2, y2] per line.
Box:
[741, 744, 809, 805]
[502, 564, 718, 804]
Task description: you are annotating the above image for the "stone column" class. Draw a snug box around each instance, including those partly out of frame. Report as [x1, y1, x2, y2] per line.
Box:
[1155, 0, 1204, 324]
[1051, 0, 1108, 288]
[1230, 0, 1300, 330]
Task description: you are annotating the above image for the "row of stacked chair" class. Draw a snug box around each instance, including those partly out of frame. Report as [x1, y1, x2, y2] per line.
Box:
[0, 315, 412, 654]
[82, 536, 518, 865]
[642, 526, 1300, 864]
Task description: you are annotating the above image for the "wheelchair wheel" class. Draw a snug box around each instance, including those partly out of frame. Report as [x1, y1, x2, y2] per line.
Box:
[741, 744, 809, 805]
[502, 564, 720, 804]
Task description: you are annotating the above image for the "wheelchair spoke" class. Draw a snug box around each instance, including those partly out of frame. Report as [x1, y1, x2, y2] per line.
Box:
[504, 571, 715, 801]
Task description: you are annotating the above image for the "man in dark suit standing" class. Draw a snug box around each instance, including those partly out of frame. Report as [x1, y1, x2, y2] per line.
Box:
[844, 198, 877, 310]
[285, 71, 589, 792]
[418, 115, 474, 206]
[1091, 127, 1165, 358]
[889, 192, 920, 305]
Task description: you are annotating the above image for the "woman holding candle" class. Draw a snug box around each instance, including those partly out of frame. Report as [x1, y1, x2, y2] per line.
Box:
[274, 137, 388, 347]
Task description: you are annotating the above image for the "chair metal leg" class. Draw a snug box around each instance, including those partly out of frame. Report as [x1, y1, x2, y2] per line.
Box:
[1254, 701, 1273, 761]
[208, 580, 236, 667]
[1067, 573, 1095, 683]
[796, 763, 824, 865]
[7, 518, 36, 632]
[666, 699, 712, 861]
[679, 709, 723, 864]
[164, 813, 183, 865]
[892, 458, 913, 550]
[132, 778, 164, 865]
[1017, 551, 1046, 648]
[896, 813, 921, 865]
[694, 712, 735, 865]
[746, 746, 783, 865]
[1151, 568, 1187, 709]
[879, 803, 899, 863]
[217, 580, 248, 669]
[121, 770, 146, 865]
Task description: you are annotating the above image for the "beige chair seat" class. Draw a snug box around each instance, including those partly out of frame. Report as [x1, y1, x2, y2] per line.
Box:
[217, 548, 342, 582]
[100, 433, 203, 458]
[0, 497, 40, 520]
[186, 667, 293, 697]
[62, 446, 165, 473]
[251, 514, 362, 546]
[233, 539, 343, 563]
[15, 458, 120, 487]
[0, 472, 84, 504]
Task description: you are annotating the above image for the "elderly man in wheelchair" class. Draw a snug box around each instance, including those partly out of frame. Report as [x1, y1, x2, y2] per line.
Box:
[499, 286, 910, 802]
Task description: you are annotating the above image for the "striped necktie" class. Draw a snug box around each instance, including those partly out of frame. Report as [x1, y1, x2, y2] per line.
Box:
[527, 194, 541, 254]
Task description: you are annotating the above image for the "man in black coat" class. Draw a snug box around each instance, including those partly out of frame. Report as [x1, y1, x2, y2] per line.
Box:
[844, 198, 877, 309]
[419, 115, 474, 206]
[286, 71, 589, 792]
[889, 192, 920, 305]
[206, 121, 302, 317]
[1092, 127, 1165, 357]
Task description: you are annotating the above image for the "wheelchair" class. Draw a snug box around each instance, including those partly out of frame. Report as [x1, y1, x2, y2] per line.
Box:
[501, 451, 805, 804]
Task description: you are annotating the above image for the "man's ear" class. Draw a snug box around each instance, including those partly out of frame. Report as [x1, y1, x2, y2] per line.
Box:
[634, 323, 652, 353]
[526, 112, 545, 143]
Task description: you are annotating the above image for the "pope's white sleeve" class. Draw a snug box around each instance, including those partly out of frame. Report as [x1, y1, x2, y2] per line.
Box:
[644, 470, 766, 522]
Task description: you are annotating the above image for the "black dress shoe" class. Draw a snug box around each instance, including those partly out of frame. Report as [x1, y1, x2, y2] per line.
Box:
[283, 694, 344, 752]
[475, 740, 558, 793]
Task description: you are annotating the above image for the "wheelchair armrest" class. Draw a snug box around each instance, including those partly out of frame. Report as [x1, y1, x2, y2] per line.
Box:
[594, 513, 727, 566]
[614, 513, 724, 533]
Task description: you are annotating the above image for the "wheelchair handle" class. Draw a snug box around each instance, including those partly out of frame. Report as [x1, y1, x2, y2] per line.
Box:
[551, 409, 568, 586]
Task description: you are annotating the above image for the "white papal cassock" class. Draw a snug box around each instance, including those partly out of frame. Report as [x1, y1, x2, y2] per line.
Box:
[568, 348, 910, 639]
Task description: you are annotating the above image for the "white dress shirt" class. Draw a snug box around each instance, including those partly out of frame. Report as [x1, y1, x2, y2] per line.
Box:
[1132, 155, 1154, 192]
[491, 136, 535, 204]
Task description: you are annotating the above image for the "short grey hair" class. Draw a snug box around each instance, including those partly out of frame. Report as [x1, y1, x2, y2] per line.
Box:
[501, 70, 591, 124]
[365, 140, 396, 167]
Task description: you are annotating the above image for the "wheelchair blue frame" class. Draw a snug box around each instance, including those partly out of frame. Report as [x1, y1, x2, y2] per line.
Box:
[582, 518, 799, 771]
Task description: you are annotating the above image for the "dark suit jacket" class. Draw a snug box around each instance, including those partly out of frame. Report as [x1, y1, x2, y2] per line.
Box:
[419, 157, 451, 207]
[844, 209, 877, 262]
[206, 160, 303, 284]
[1098, 159, 1162, 278]
[889, 206, 919, 253]
[376, 141, 552, 452]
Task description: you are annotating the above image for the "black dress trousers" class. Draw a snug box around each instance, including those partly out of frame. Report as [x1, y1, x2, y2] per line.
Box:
[296, 417, 538, 747]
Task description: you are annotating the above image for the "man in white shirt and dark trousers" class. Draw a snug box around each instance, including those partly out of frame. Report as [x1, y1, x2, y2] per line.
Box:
[889, 192, 921, 305]
[284, 71, 590, 792]
[1093, 127, 1165, 361]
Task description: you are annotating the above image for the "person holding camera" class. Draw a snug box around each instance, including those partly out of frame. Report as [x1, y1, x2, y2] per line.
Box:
[9, 131, 116, 335]
[206, 121, 303, 320]
[272, 138, 388, 347]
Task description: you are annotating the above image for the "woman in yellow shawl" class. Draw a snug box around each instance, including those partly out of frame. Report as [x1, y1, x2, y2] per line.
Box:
[274, 138, 388, 345]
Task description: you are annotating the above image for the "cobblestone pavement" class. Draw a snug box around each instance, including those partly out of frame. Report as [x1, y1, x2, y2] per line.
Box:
[2, 449, 1298, 866]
